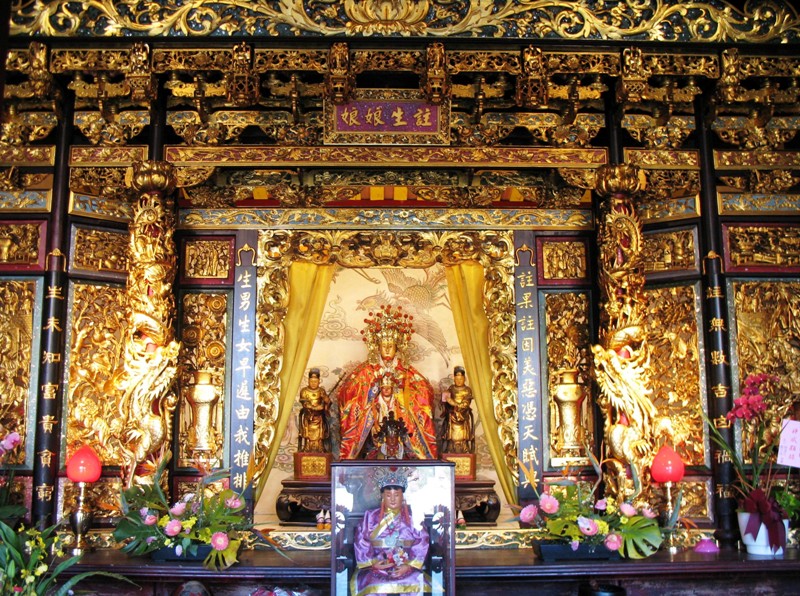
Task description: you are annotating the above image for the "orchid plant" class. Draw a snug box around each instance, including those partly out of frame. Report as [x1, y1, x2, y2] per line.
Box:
[704, 373, 797, 552]
[113, 450, 251, 571]
[0, 431, 26, 526]
[0, 518, 130, 595]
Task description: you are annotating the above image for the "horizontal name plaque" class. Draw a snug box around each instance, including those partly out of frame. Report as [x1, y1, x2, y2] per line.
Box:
[324, 90, 450, 145]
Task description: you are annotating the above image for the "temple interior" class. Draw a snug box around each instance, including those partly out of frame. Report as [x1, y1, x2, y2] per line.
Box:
[1, 1, 800, 594]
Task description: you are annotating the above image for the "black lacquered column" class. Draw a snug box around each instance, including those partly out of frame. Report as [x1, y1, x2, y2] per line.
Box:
[695, 93, 738, 550]
[32, 91, 74, 527]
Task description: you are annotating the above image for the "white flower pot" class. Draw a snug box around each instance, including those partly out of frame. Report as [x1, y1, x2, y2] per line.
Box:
[737, 511, 789, 556]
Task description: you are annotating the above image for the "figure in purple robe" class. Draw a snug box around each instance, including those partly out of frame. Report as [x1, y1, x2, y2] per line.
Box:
[351, 469, 430, 595]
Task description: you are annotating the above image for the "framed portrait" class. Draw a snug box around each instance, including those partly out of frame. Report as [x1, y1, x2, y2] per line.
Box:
[331, 460, 456, 596]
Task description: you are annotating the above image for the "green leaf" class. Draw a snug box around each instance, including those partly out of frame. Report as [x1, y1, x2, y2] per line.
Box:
[37, 554, 82, 593]
[53, 570, 137, 596]
[618, 516, 663, 559]
[666, 488, 683, 530]
[204, 538, 241, 571]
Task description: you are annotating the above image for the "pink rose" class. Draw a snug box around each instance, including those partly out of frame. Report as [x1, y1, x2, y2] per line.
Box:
[619, 502, 637, 517]
[604, 533, 623, 551]
[143, 514, 158, 526]
[642, 507, 657, 519]
[519, 504, 538, 524]
[211, 531, 230, 551]
[539, 494, 560, 515]
[577, 516, 599, 536]
[226, 496, 242, 509]
[170, 502, 186, 516]
[164, 519, 183, 536]
[594, 499, 607, 511]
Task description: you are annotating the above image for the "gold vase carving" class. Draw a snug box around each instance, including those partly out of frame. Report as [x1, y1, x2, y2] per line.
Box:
[0, 237, 12, 262]
[183, 370, 220, 456]
[553, 370, 586, 455]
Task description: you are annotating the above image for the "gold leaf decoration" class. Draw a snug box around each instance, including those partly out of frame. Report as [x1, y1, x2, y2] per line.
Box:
[10, 1, 800, 43]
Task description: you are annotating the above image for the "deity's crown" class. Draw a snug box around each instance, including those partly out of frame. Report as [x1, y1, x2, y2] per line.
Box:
[361, 304, 414, 351]
[374, 465, 410, 491]
[376, 411, 410, 441]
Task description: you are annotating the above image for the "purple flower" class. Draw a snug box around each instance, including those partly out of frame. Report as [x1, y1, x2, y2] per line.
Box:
[170, 502, 187, 516]
[175, 544, 183, 557]
[570, 540, 580, 551]
[0, 432, 20, 453]
[519, 504, 538, 524]
[594, 499, 607, 511]
[139, 507, 150, 518]
[225, 496, 242, 509]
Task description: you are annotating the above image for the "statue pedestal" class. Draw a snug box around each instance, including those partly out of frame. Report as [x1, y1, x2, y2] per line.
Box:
[276, 477, 332, 526]
[294, 452, 332, 480]
[276, 472, 500, 527]
[455, 477, 500, 526]
[442, 453, 475, 480]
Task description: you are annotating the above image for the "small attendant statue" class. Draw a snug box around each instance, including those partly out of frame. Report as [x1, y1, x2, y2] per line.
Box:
[441, 366, 475, 454]
[298, 368, 331, 453]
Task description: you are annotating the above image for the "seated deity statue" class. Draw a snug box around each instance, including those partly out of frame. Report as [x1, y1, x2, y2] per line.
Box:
[337, 304, 437, 460]
[297, 368, 331, 453]
[352, 468, 431, 596]
[367, 410, 414, 460]
[441, 366, 475, 454]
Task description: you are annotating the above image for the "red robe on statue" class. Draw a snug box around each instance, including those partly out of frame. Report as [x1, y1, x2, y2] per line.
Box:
[338, 360, 438, 460]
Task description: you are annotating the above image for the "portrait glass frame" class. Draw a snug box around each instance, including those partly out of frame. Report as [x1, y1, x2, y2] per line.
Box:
[331, 460, 456, 596]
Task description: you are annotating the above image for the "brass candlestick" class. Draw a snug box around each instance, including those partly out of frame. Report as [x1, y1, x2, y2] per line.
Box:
[663, 480, 679, 554]
[69, 481, 94, 556]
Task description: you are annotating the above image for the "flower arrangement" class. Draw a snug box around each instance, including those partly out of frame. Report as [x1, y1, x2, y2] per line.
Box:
[704, 372, 798, 552]
[0, 519, 129, 595]
[518, 483, 663, 559]
[0, 431, 27, 526]
[113, 450, 251, 571]
[515, 460, 664, 559]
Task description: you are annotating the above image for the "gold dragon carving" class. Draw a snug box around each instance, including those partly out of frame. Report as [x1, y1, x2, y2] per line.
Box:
[113, 161, 181, 486]
[592, 164, 669, 504]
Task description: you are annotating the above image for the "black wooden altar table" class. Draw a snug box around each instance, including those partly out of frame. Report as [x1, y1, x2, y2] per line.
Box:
[63, 545, 800, 595]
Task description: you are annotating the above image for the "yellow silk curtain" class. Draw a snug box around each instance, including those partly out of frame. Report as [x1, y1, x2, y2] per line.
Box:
[445, 261, 517, 505]
[264, 261, 335, 483]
